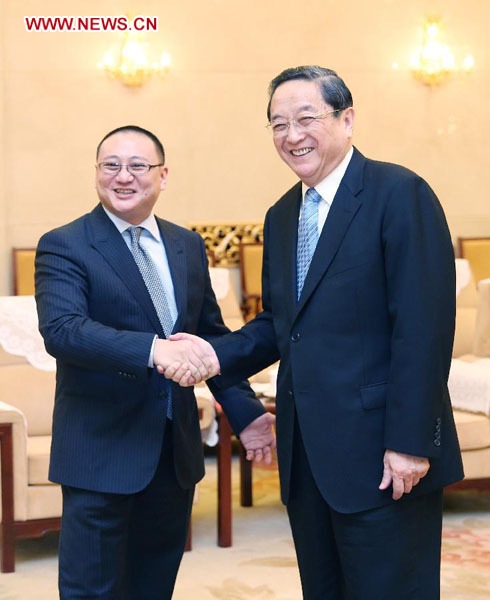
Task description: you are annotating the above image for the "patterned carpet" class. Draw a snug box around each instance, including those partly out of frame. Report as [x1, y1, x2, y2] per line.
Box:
[1, 458, 489, 599]
[441, 490, 490, 598]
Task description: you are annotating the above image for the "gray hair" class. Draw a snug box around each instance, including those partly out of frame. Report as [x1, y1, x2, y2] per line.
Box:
[266, 66, 353, 121]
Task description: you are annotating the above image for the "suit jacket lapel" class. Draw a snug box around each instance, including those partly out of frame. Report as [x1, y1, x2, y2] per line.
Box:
[293, 147, 365, 322]
[156, 218, 187, 334]
[276, 183, 302, 323]
[88, 204, 164, 335]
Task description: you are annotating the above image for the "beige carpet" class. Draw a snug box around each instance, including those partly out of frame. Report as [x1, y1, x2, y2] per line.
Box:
[1, 458, 489, 599]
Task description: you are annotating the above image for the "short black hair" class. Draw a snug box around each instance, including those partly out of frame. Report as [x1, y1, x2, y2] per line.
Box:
[96, 125, 165, 164]
[266, 66, 353, 121]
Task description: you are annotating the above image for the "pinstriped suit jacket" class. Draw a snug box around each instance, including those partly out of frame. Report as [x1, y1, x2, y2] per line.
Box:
[35, 203, 264, 494]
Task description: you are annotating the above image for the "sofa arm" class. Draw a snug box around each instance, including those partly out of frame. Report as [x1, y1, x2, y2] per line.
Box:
[473, 279, 490, 357]
[0, 401, 29, 521]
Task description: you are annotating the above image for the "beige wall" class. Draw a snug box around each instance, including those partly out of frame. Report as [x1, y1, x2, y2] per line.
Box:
[0, 0, 8, 293]
[1, 0, 489, 294]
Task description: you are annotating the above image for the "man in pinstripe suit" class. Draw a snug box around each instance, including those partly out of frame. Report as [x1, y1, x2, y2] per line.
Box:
[35, 125, 275, 599]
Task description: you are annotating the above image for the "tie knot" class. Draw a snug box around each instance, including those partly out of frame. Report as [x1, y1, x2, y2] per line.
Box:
[128, 226, 143, 244]
[305, 188, 322, 204]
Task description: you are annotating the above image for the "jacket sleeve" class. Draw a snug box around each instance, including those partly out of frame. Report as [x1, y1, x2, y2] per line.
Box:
[35, 229, 154, 380]
[382, 175, 455, 458]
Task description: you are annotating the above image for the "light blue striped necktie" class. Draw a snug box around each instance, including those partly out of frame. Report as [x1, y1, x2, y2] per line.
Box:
[128, 226, 174, 418]
[296, 187, 322, 300]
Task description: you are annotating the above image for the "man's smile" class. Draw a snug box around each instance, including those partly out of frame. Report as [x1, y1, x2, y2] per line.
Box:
[290, 147, 314, 157]
[113, 188, 136, 195]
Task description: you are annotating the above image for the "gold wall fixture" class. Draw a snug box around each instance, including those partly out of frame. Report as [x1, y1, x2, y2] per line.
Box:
[409, 17, 474, 86]
[190, 223, 264, 267]
[98, 31, 170, 87]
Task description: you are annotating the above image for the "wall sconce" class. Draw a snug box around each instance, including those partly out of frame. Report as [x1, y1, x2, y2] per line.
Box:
[409, 17, 474, 86]
[98, 31, 170, 87]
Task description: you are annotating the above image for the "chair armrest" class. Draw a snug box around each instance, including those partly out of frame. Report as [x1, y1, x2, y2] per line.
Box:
[0, 401, 27, 426]
[0, 402, 29, 521]
[473, 279, 490, 357]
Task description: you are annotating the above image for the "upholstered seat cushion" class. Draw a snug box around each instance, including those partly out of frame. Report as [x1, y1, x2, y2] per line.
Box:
[453, 410, 490, 451]
[0, 364, 55, 435]
[26, 435, 54, 485]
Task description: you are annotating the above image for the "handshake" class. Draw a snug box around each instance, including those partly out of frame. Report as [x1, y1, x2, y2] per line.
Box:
[153, 333, 221, 387]
[154, 333, 276, 465]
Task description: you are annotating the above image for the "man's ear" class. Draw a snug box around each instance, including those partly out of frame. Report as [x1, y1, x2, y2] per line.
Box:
[343, 107, 355, 137]
[160, 167, 169, 191]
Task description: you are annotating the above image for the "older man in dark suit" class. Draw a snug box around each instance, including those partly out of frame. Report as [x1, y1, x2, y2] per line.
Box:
[167, 67, 464, 599]
[35, 125, 275, 600]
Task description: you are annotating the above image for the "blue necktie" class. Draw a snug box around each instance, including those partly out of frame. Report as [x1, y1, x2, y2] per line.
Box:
[297, 187, 322, 300]
[128, 226, 174, 418]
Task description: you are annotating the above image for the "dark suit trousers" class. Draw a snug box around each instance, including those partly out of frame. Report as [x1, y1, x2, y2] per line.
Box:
[58, 420, 194, 600]
[287, 416, 443, 600]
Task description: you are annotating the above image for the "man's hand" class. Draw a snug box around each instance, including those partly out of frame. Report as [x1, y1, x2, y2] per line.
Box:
[239, 413, 276, 465]
[154, 334, 220, 386]
[379, 449, 430, 500]
[153, 338, 219, 385]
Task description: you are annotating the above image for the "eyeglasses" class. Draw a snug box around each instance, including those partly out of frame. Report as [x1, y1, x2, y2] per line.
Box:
[97, 162, 165, 176]
[266, 109, 342, 138]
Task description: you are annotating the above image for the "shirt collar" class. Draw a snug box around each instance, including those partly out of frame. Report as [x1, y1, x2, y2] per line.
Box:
[102, 205, 161, 241]
[302, 146, 354, 206]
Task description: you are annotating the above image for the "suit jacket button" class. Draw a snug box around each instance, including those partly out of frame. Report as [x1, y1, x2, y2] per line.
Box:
[291, 333, 300, 342]
[434, 439, 441, 446]
[288, 390, 294, 398]
[160, 390, 168, 399]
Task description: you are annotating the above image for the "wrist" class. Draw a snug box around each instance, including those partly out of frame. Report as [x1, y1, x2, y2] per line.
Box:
[153, 338, 171, 366]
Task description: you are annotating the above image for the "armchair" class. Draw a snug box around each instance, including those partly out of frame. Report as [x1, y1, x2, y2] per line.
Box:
[450, 268, 490, 491]
[0, 362, 61, 572]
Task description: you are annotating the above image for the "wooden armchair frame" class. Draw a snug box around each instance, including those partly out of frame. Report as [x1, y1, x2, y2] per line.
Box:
[12, 248, 36, 296]
[0, 423, 60, 572]
[239, 242, 263, 320]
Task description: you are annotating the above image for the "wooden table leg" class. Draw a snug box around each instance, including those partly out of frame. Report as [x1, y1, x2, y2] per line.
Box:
[217, 412, 232, 547]
[239, 445, 253, 507]
[239, 402, 276, 507]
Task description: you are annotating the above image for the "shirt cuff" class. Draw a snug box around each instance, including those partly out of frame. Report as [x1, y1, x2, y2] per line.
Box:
[148, 335, 158, 368]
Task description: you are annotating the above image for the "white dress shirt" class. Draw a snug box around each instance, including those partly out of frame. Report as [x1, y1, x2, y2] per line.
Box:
[300, 146, 354, 234]
[102, 206, 178, 366]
